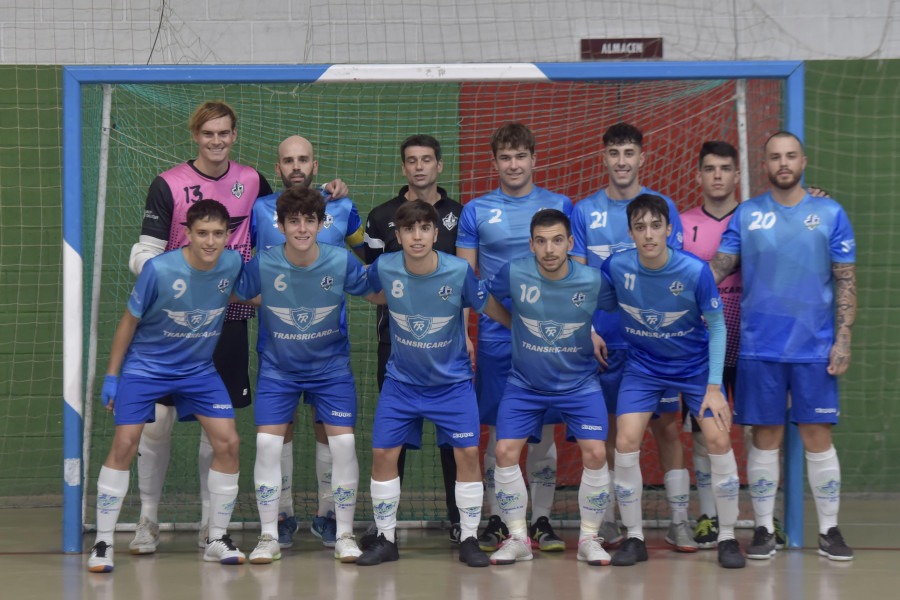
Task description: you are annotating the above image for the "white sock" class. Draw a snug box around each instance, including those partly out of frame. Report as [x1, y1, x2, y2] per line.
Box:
[198, 427, 214, 527]
[493, 464, 528, 538]
[137, 405, 175, 524]
[709, 450, 739, 541]
[614, 450, 643, 541]
[96, 466, 129, 545]
[328, 433, 359, 538]
[279, 440, 294, 516]
[207, 469, 239, 541]
[806, 445, 841, 534]
[370, 477, 401, 543]
[692, 433, 716, 518]
[579, 465, 610, 541]
[747, 445, 779, 533]
[254, 432, 284, 538]
[315, 441, 334, 516]
[527, 425, 557, 524]
[664, 468, 690, 524]
[602, 470, 617, 524]
[484, 427, 500, 517]
[455, 481, 484, 541]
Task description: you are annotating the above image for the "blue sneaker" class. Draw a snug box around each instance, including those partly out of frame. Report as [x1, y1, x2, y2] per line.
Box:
[311, 510, 337, 548]
[277, 513, 299, 548]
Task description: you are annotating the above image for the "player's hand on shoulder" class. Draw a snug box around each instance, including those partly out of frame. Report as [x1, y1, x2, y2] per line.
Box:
[807, 186, 830, 198]
[101, 374, 118, 411]
[323, 179, 349, 200]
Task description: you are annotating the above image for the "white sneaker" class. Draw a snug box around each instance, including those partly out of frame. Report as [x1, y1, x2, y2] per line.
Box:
[489, 536, 533, 565]
[577, 536, 611, 566]
[203, 534, 246, 565]
[87, 541, 114, 573]
[249, 534, 282, 564]
[129, 517, 160, 555]
[334, 532, 363, 563]
[198, 521, 209, 549]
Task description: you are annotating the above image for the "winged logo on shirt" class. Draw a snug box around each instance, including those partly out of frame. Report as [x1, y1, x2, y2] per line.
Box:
[620, 303, 688, 331]
[520, 316, 584, 345]
[587, 241, 634, 260]
[268, 305, 338, 332]
[390, 312, 453, 340]
[164, 307, 226, 332]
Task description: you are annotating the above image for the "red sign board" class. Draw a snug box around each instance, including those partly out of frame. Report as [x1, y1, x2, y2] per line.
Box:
[581, 37, 663, 60]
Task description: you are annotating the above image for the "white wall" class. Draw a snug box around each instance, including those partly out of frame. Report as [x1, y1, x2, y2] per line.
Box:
[1, 0, 898, 64]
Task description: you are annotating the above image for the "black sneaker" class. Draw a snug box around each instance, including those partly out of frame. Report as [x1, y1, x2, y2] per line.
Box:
[611, 537, 648, 566]
[818, 527, 853, 561]
[746, 526, 776, 560]
[449, 523, 461, 545]
[477, 515, 509, 552]
[359, 522, 379, 551]
[773, 517, 788, 549]
[529, 516, 566, 552]
[717, 539, 746, 569]
[459, 536, 490, 567]
[693, 514, 719, 549]
[356, 534, 399, 566]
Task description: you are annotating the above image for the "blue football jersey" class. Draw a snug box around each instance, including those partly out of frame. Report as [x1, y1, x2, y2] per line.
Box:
[456, 186, 573, 342]
[123, 248, 243, 377]
[718, 192, 855, 362]
[600, 248, 721, 379]
[489, 257, 605, 394]
[234, 243, 372, 380]
[369, 251, 489, 386]
[250, 189, 364, 251]
[571, 187, 684, 350]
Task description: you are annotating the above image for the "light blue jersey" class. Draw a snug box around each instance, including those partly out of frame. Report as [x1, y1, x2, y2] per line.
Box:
[250, 189, 365, 251]
[234, 243, 371, 381]
[123, 248, 243, 378]
[571, 187, 683, 350]
[718, 192, 855, 362]
[489, 257, 605, 394]
[369, 251, 489, 386]
[456, 186, 573, 341]
[599, 248, 721, 379]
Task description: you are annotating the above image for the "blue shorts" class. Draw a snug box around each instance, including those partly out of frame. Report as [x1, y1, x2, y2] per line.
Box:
[599, 349, 679, 416]
[735, 359, 839, 425]
[115, 372, 234, 425]
[475, 340, 510, 426]
[255, 373, 356, 427]
[373, 378, 480, 449]
[618, 364, 712, 419]
[496, 382, 608, 443]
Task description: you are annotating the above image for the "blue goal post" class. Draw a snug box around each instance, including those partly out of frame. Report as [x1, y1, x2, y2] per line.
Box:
[61, 60, 805, 553]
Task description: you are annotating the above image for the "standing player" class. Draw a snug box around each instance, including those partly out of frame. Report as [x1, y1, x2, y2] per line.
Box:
[711, 131, 856, 561]
[358, 200, 509, 568]
[600, 194, 745, 569]
[249, 135, 358, 549]
[456, 123, 573, 553]
[363, 135, 464, 543]
[570, 123, 693, 551]
[235, 186, 376, 564]
[485, 210, 613, 566]
[127, 100, 272, 553]
[88, 200, 246, 573]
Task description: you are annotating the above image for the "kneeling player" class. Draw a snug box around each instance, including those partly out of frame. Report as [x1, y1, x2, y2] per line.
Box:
[485, 209, 613, 566]
[88, 200, 246, 573]
[600, 194, 745, 569]
[358, 200, 510, 568]
[234, 186, 378, 564]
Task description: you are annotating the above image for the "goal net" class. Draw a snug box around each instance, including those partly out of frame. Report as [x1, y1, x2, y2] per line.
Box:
[67, 63, 796, 546]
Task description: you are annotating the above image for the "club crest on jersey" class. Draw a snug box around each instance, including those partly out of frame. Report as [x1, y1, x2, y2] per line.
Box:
[232, 181, 244, 198]
[669, 280, 684, 296]
[571, 292, 585, 307]
[438, 285, 453, 300]
[711, 298, 719, 309]
[804, 213, 821, 230]
[323, 213, 334, 229]
[217, 278, 231, 293]
[321, 275, 335, 291]
[442, 212, 458, 231]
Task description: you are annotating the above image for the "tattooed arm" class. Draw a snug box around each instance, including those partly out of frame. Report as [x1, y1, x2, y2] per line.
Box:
[828, 262, 857, 376]
[709, 252, 741, 285]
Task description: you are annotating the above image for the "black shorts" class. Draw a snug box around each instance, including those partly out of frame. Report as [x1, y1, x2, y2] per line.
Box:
[155, 319, 251, 409]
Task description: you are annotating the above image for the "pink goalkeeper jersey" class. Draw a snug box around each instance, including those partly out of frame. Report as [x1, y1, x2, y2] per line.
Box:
[680, 204, 741, 368]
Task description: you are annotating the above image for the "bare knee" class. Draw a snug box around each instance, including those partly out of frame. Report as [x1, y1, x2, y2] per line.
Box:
[495, 439, 524, 467]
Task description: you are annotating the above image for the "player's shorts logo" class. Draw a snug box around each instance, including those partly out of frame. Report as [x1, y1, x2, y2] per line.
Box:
[438, 285, 453, 301]
[496, 490, 522, 510]
[165, 307, 226, 332]
[442, 212, 458, 231]
[232, 181, 244, 198]
[217, 278, 231, 293]
[804, 213, 821, 230]
[816, 479, 841, 498]
[256, 484, 279, 502]
[270, 305, 338, 331]
[586, 490, 611, 513]
[749, 477, 777, 498]
[321, 275, 335, 291]
[323, 213, 334, 229]
[669, 280, 685, 296]
[571, 292, 585, 307]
